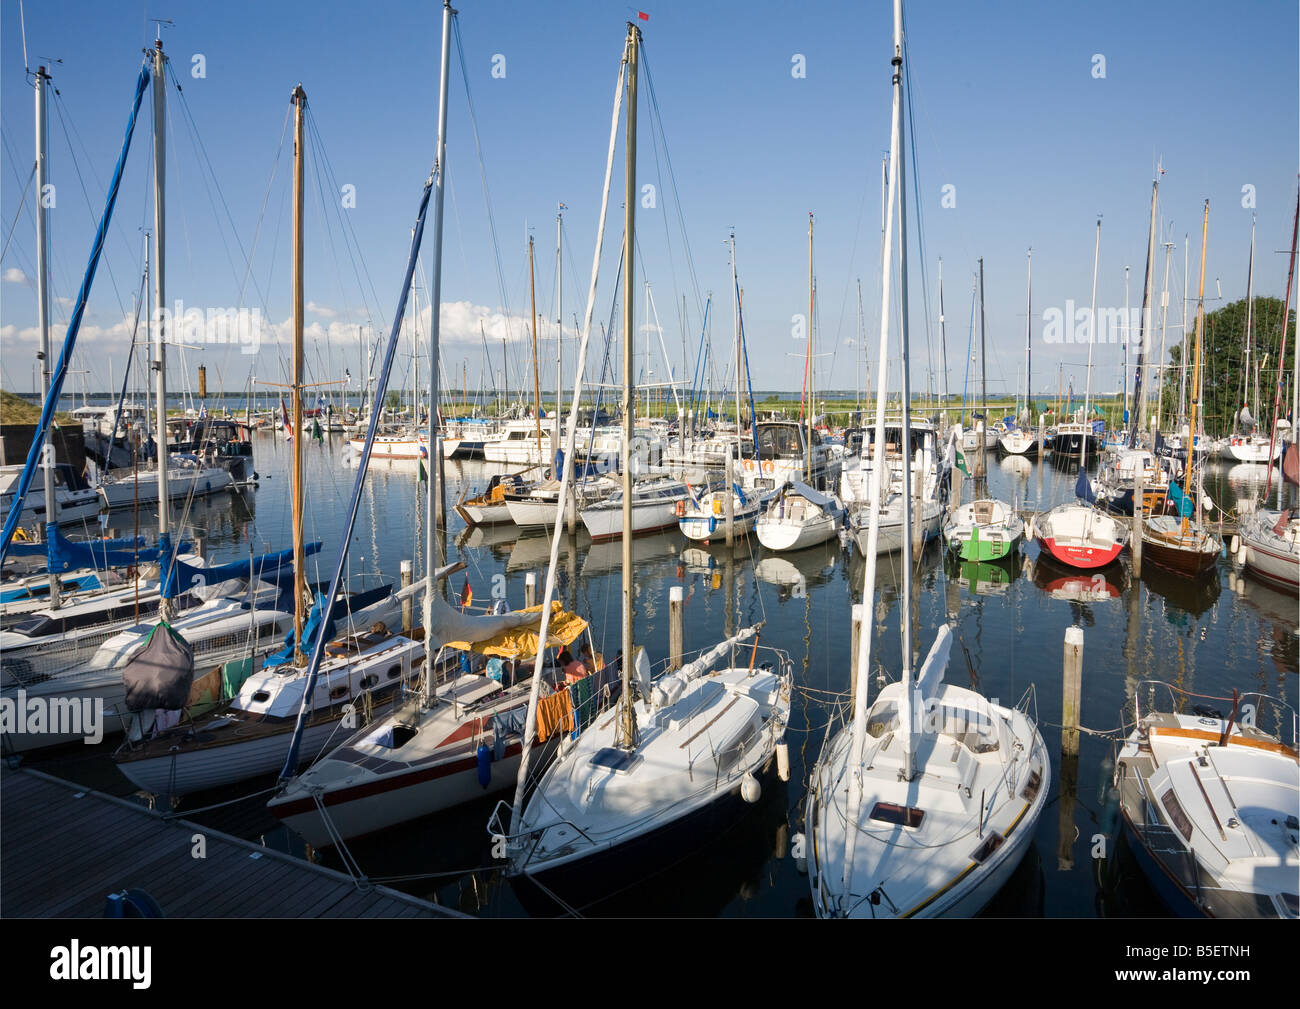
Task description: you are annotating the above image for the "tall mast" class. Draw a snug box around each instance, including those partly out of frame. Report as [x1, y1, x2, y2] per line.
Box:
[978, 257, 986, 447]
[1179, 235, 1189, 421]
[1185, 200, 1209, 538]
[528, 236, 543, 460]
[425, 0, 452, 634]
[1134, 177, 1159, 447]
[555, 208, 563, 453]
[1242, 213, 1256, 428]
[844, 0, 906, 892]
[731, 233, 741, 460]
[34, 65, 59, 608]
[1264, 191, 1298, 500]
[290, 83, 308, 661]
[937, 260, 946, 415]
[1024, 248, 1032, 420]
[151, 35, 172, 620]
[1122, 264, 1130, 427]
[617, 20, 639, 751]
[1083, 217, 1100, 470]
[896, 9, 915, 750]
[1155, 241, 1173, 434]
[807, 213, 814, 481]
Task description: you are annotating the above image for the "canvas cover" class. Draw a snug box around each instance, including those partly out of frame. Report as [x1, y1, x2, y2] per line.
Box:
[442, 600, 584, 659]
[122, 621, 195, 712]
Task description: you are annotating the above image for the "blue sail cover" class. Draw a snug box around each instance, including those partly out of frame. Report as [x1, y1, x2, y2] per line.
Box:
[1074, 467, 1096, 504]
[1167, 480, 1194, 519]
[162, 542, 322, 598]
[0, 64, 151, 567]
[6, 529, 193, 574]
[264, 592, 334, 669]
[789, 479, 840, 513]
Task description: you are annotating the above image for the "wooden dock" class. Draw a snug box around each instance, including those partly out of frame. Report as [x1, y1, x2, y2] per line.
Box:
[1, 767, 465, 918]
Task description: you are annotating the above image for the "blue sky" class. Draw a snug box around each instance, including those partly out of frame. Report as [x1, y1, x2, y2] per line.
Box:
[2, 0, 1296, 404]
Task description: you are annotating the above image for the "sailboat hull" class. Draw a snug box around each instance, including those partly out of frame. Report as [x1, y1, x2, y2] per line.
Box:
[510, 763, 773, 916]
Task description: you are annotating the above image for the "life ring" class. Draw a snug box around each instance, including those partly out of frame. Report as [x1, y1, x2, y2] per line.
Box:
[762, 460, 774, 474]
[675, 500, 686, 518]
[744, 460, 754, 473]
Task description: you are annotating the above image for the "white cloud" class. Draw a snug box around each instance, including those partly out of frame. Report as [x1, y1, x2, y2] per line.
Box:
[3, 268, 28, 284]
[306, 301, 337, 319]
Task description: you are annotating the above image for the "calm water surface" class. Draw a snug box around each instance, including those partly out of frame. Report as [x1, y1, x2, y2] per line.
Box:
[36, 429, 1299, 918]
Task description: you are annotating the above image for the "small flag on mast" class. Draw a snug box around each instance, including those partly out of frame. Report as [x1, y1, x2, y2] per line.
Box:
[637, 11, 649, 20]
[460, 579, 473, 611]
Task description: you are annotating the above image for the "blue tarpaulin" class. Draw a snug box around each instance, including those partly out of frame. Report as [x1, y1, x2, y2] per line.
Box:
[162, 542, 321, 598]
[1167, 480, 1194, 519]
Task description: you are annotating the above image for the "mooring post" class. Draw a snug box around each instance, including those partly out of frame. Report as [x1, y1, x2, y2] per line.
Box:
[669, 585, 684, 668]
[525, 570, 537, 608]
[400, 559, 413, 635]
[1059, 625, 1084, 870]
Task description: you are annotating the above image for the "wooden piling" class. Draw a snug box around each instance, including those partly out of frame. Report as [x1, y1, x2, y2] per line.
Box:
[725, 450, 735, 546]
[1059, 624, 1084, 870]
[669, 585, 684, 668]
[1132, 465, 1144, 578]
[525, 571, 537, 608]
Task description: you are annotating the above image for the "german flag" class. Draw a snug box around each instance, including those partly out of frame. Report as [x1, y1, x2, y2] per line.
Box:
[459, 579, 473, 611]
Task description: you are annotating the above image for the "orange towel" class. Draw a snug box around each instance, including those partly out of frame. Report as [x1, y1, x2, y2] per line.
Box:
[536, 687, 574, 742]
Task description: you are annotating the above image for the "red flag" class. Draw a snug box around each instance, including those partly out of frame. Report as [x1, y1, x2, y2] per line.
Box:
[638, 11, 649, 20]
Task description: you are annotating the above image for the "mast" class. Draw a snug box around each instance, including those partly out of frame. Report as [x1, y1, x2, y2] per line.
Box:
[896, 7, 915, 772]
[937, 260, 946, 417]
[1155, 241, 1173, 434]
[844, 0, 905, 892]
[1122, 264, 1130, 427]
[1024, 248, 1032, 423]
[1083, 217, 1100, 470]
[1242, 213, 1256, 430]
[34, 64, 59, 608]
[1133, 177, 1159, 448]
[424, 0, 452, 643]
[290, 83, 308, 661]
[1180, 235, 1189, 423]
[731, 233, 741, 462]
[978, 256, 986, 454]
[151, 35, 172, 620]
[1264, 192, 1298, 499]
[807, 213, 814, 481]
[528, 236, 543, 461]
[1185, 200, 1209, 538]
[616, 19, 639, 751]
[555, 208, 563, 454]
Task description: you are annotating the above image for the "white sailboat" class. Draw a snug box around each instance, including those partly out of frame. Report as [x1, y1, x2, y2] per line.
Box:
[488, 23, 792, 914]
[755, 480, 844, 552]
[805, 1, 1049, 918]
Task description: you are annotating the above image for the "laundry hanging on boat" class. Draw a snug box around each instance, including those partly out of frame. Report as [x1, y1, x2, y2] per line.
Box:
[536, 687, 574, 742]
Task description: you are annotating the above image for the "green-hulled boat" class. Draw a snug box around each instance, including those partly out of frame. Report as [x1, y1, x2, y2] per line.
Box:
[943, 498, 1024, 561]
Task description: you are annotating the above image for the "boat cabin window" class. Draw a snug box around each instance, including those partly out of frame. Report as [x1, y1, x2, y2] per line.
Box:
[869, 802, 924, 828]
[1160, 788, 1194, 841]
[386, 664, 402, 679]
[590, 747, 642, 774]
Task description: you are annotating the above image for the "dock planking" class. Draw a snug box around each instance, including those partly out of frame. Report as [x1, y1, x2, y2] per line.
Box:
[1, 767, 464, 918]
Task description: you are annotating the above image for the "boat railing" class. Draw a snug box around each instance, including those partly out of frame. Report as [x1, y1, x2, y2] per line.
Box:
[485, 799, 597, 857]
[1130, 679, 1297, 753]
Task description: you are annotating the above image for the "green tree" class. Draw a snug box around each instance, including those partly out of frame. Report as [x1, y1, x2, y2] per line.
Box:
[1159, 296, 1294, 434]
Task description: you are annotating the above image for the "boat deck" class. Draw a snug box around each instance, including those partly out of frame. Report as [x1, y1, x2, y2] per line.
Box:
[0, 766, 463, 917]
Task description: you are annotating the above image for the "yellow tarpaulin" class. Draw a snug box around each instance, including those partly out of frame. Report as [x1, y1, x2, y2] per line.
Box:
[444, 600, 588, 659]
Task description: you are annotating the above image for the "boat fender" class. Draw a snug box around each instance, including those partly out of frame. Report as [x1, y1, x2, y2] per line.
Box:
[493, 732, 506, 762]
[675, 500, 686, 518]
[776, 742, 790, 782]
[707, 516, 717, 535]
[791, 832, 808, 874]
[476, 743, 492, 788]
[741, 772, 761, 803]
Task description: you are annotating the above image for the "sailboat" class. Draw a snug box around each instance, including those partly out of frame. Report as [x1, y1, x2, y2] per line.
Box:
[805, 1, 1049, 918]
[112, 81, 417, 797]
[943, 496, 1024, 562]
[487, 22, 791, 914]
[1034, 217, 1130, 570]
[999, 249, 1040, 457]
[1140, 200, 1223, 576]
[1113, 680, 1299, 917]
